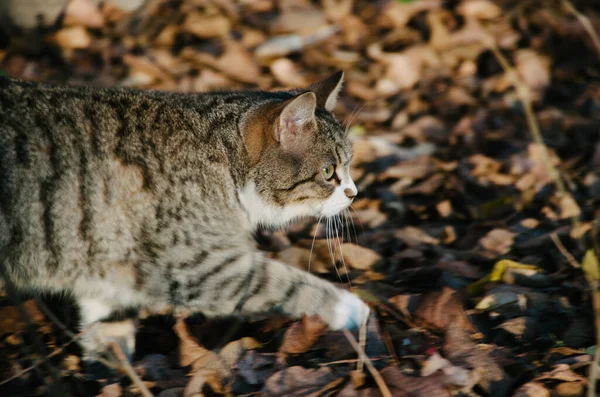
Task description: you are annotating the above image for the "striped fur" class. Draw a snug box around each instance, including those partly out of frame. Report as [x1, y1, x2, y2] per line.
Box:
[0, 72, 367, 357]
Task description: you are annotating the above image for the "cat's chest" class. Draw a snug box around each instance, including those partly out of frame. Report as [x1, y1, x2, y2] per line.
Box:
[237, 182, 319, 229]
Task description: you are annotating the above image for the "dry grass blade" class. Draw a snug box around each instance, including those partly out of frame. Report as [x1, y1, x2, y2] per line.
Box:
[550, 232, 581, 268]
[482, 38, 579, 229]
[561, 0, 600, 59]
[342, 329, 392, 397]
[109, 342, 154, 397]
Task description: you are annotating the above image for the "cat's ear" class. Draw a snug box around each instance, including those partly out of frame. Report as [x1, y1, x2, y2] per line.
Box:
[274, 91, 317, 154]
[306, 70, 344, 112]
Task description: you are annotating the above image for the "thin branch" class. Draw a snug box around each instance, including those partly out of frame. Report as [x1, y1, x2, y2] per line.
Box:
[109, 342, 154, 397]
[483, 38, 579, 229]
[561, 0, 600, 59]
[551, 232, 581, 268]
[0, 329, 87, 386]
[343, 329, 392, 397]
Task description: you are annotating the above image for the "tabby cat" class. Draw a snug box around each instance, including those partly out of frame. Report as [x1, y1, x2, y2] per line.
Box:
[0, 71, 369, 358]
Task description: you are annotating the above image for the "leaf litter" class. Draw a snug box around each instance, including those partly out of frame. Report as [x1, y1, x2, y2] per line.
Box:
[1, 0, 600, 396]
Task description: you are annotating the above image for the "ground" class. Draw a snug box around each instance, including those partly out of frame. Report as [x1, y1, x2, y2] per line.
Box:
[1, 0, 600, 396]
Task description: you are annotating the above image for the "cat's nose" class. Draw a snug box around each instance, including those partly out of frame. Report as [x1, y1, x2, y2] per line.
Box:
[344, 188, 356, 199]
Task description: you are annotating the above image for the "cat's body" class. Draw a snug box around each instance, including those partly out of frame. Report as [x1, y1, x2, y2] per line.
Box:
[0, 73, 368, 357]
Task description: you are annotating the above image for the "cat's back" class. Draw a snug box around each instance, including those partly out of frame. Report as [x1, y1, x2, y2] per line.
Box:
[0, 78, 178, 287]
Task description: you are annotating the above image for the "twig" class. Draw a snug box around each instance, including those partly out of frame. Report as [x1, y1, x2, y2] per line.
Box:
[589, 283, 600, 397]
[109, 342, 154, 397]
[0, 329, 87, 386]
[550, 232, 581, 268]
[561, 0, 600, 59]
[483, 37, 579, 229]
[342, 329, 392, 397]
[319, 358, 383, 366]
[0, 266, 66, 395]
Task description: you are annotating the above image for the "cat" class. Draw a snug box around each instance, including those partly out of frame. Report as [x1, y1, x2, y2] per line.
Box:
[0, 71, 369, 359]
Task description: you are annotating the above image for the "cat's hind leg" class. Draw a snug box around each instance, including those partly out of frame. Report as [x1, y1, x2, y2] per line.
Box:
[78, 298, 136, 361]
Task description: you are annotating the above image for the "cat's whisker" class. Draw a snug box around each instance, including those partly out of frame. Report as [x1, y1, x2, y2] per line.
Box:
[344, 102, 366, 137]
[326, 217, 343, 283]
[346, 208, 359, 246]
[335, 214, 352, 288]
[349, 204, 366, 243]
[308, 214, 324, 274]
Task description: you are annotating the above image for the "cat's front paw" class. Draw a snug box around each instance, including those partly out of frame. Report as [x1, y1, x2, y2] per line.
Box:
[330, 290, 370, 330]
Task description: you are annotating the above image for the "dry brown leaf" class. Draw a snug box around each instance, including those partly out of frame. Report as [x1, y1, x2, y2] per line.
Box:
[479, 229, 516, 256]
[183, 12, 231, 38]
[262, 366, 339, 395]
[443, 322, 508, 394]
[0, 300, 45, 335]
[414, 287, 475, 332]
[379, 0, 442, 28]
[278, 246, 330, 274]
[557, 194, 581, 220]
[279, 315, 327, 355]
[512, 382, 551, 397]
[437, 200, 452, 217]
[100, 383, 122, 397]
[183, 41, 260, 84]
[51, 26, 92, 49]
[521, 218, 539, 229]
[515, 50, 551, 99]
[338, 243, 382, 270]
[395, 226, 440, 247]
[380, 157, 435, 180]
[380, 366, 452, 397]
[555, 382, 584, 396]
[64, 0, 104, 28]
[219, 337, 261, 368]
[570, 222, 592, 239]
[173, 318, 229, 378]
[270, 58, 308, 87]
[457, 0, 502, 20]
[534, 364, 587, 383]
[270, 2, 327, 35]
[184, 369, 224, 397]
[443, 226, 457, 244]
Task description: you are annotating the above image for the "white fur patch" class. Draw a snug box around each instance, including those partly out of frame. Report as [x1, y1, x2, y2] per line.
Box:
[238, 182, 320, 228]
[330, 290, 369, 330]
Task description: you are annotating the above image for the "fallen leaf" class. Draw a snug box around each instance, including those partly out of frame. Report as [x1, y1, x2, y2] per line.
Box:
[557, 194, 581, 220]
[51, 26, 92, 49]
[262, 366, 339, 396]
[534, 364, 587, 383]
[380, 366, 452, 397]
[279, 315, 328, 355]
[270, 58, 308, 87]
[512, 382, 551, 397]
[338, 243, 382, 270]
[436, 200, 452, 217]
[64, 0, 104, 28]
[173, 318, 229, 378]
[219, 337, 261, 368]
[184, 369, 224, 397]
[395, 226, 440, 247]
[183, 12, 231, 38]
[479, 229, 516, 256]
[443, 322, 510, 395]
[582, 249, 600, 285]
[413, 287, 475, 332]
[100, 383, 122, 397]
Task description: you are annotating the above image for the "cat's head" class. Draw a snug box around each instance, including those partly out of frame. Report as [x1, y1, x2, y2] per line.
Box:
[239, 71, 358, 228]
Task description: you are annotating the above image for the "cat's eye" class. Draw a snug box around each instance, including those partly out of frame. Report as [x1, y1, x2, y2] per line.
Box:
[322, 164, 335, 180]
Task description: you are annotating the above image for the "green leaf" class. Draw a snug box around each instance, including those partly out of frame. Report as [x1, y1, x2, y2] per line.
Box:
[582, 249, 600, 284]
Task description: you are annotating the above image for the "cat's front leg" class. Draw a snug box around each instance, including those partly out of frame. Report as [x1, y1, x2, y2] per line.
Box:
[78, 298, 136, 361]
[183, 251, 369, 329]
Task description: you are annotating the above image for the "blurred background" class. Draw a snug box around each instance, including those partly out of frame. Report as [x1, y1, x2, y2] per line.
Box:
[2, 1, 600, 396]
